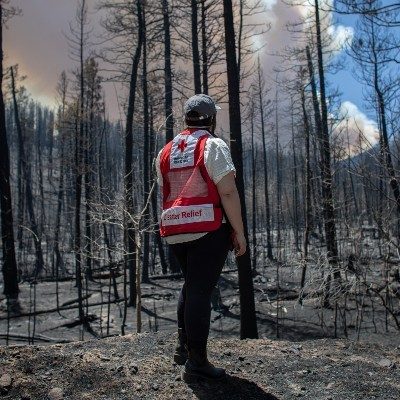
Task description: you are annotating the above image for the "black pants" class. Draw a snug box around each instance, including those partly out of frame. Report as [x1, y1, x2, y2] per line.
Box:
[170, 223, 231, 347]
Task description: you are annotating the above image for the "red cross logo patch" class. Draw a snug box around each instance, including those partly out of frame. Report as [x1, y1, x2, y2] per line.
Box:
[177, 139, 187, 153]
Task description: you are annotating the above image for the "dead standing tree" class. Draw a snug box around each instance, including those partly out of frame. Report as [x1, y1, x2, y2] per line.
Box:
[162, 0, 174, 145]
[299, 70, 313, 295]
[67, 0, 91, 334]
[141, 2, 150, 283]
[158, 0, 174, 274]
[99, 0, 146, 331]
[312, 0, 340, 285]
[0, 1, 19, 309]
[257, 61, 273, 261]
[53, 71, 69, 309]
[305, 43, 338, 304]
[10, 66, 44, 278]
[191, 0, 202, 93]
[123, 0, 143, 312]
[223, 0, 258, 339]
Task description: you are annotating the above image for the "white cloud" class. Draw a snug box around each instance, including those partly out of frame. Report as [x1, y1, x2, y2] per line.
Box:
[294, 0, 354, 55]
[333, 101, 379, 155]
[262, 0, 278, 11]
[327, 24, 354, 54]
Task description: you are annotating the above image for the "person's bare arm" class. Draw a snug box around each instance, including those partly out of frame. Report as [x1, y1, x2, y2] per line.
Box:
[216, 171, 246, 257]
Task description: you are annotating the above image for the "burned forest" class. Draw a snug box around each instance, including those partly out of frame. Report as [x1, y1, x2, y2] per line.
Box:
[0, 0, 399, 356]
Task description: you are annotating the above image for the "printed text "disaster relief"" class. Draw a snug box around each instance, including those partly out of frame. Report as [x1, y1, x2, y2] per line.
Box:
[163, 209, 203, 220]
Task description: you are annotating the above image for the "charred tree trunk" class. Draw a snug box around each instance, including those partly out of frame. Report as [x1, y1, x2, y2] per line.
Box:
[223, 0, 258, 339]
[200, 0, 208, 94]
[47, 112, 54, 180]
[99, 118, 119, 300]
[84, 93, 94, 281]
[75, 0, 87, 329]
[313, 0, 339, 276]
[0, 4, 19, 301]
[35, 107, 45, 234]
[250, 104, 257, 274]
[275, 90, 282, 258]
[124, 0, 143, 311]
[53, 73, 68, 279]
[291, 98, 300, 251]
[54, 143, 65, 276]
[306, 45, 338, 303]
[162, 0, 173, 144]
[142, 3, 150, 283]
[16, 124, 24, 255]
[162, 0, 179, 274]
[300, 84, 312, 293]
[149, 102, 168, 274]
[10, 66, 44, 278]
[257, 59, 273, 260]
[191, 0, 201, 93]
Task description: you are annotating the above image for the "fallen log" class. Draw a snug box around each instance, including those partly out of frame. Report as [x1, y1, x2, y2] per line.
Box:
[0, 298, 127, 321]
[0, 333, 71, 343]
[60, 294, 92, 307]
[20, 267, 239, 284]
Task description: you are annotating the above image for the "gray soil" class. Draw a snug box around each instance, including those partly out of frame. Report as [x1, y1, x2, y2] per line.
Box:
[1, 267, 399, 346]
[0, 332, 399, 400]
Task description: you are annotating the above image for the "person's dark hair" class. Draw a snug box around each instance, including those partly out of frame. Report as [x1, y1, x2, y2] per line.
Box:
[185, 116, 214, 127]
[185, 109, 215, 127]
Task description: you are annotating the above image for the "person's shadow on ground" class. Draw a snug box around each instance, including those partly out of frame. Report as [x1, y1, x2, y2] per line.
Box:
[186, 374, 280, 400]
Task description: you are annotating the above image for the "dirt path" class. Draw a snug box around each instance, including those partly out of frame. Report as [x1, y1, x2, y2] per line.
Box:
[0, 332, 399, 399]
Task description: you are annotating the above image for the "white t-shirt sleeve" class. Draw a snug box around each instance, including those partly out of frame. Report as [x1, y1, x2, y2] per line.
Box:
[155, 149, 163, 186]
[204, 137, 236, 184]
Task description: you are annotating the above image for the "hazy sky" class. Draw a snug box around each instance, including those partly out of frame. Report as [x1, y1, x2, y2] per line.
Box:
[5, 0, 100, 105]
[5, 0, 378, 149]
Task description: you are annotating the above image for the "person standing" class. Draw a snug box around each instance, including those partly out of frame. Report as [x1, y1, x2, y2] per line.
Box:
[156, 94, 246, 382]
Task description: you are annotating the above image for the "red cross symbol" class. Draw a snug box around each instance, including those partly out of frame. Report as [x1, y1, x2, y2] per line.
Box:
[177, 139, 187, 153]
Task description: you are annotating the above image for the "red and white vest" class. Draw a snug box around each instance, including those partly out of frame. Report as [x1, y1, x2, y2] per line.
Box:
[159, 128, 223, 237]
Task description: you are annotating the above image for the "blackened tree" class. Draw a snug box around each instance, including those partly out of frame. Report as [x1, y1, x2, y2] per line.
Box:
[223, 0, 258, 339]
[0, 1, 19, 307]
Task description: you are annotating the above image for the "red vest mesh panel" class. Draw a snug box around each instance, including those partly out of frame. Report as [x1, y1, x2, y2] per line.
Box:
[166, 167, 208, 202]
[159, 129, 223, 237]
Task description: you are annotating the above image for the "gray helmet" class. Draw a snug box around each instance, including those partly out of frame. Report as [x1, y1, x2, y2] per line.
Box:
[184, 94, 221, 121]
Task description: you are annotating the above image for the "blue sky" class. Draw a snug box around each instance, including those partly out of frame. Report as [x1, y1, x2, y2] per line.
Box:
[330, 3, 398, 122]
[330, 11, 367, 116]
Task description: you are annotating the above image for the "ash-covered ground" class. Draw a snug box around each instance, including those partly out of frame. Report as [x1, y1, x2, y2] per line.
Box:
[0, 332, 399, 399]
